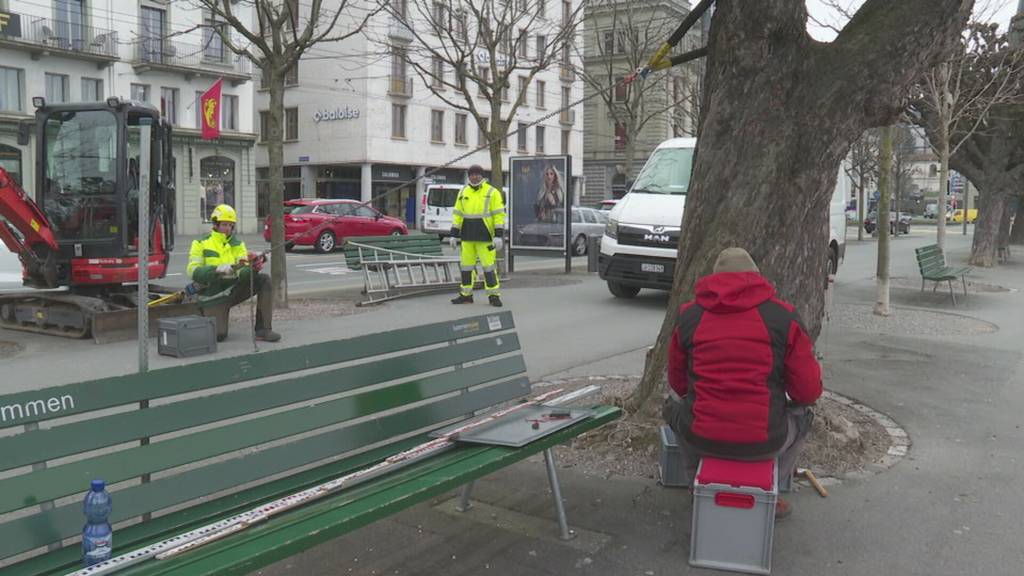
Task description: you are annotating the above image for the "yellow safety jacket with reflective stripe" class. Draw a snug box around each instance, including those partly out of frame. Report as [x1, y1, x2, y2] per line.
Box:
[187, 230, 248, 287]
[452, 181, 505, 242]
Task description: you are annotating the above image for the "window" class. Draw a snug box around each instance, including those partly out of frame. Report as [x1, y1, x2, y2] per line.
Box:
[259, 110, 269, 142]
[0, 67, 25, 112]
[517, 122, 527, 152]
[571, 209, 581, 223]
[392, 0, 408, 18]
[478, 116, 489, 146]
[561, 43, 571, 66]
[391, 46, 407, 81]
[203, 14, 226, 63]
[455, 11, 468, 40]
[517, 29, 528, 58]
[432, 2, 446, 24]
[160, 87, 179, 125]
[260, 63, 300, 89]
[561, 129, 570, 154]
[140, 6, 166, 63]
[222, 94, 239, 131]
[284, 0, 299, 30]
[54, 0, 85, 50]
[614, 122, 627, 151]
[561, 86, 570, 109]
[518, 76, 529, 106]
[392, 103, 407, 138]
[0, 144, 23, 186]
[582, 209, 597, 224]
[614, 76, 627, 102]
[432, 56, 445, 88]
[455, 113, 468, 145]
[538, 0, 546, 17]
[516, 0, 527, 11]
[431, 110, 444, 142]
[501, 120, 509, 150]
[501, 80, 509, 102]
[45, 73, 69, 104]
[285, 107, 298, 140]
[131, 83, 150, 103]
[196, 91, 205, 129]
[536, 80, 546, 108]
[535, 35, 546, 61]
[81, 78, 103, 101]
[562, 0, 571, 24]
[603, 31, 614, 55]
[930, 164, 938, 177]
[536, 126, 545, 154]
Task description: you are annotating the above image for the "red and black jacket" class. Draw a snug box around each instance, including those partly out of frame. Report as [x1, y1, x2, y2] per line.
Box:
[668, 271, 822, 459]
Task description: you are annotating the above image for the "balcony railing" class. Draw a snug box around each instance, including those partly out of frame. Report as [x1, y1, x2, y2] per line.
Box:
[559, 109, 575, 125]
[388, 76, 414, 97]
[559, 65, 575, 82]
[387, 17, 414, 43]
[133, 38, 251, 83]
[0, 12, 118, 63]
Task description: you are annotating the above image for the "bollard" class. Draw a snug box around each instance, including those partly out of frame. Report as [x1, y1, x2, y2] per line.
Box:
[587, 236, 601, 273]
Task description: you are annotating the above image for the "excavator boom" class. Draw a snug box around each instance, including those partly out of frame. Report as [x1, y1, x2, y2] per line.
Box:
[0, 167, 61, 287]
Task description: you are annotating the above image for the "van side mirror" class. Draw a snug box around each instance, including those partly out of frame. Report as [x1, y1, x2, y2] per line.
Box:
[17, 122, 31, 146]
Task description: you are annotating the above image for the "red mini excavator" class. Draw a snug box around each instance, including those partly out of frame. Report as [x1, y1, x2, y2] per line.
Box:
[0, 98, 197, 341]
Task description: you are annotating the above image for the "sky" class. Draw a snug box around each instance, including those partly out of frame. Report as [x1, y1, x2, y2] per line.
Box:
[805, 0, 1020, 41]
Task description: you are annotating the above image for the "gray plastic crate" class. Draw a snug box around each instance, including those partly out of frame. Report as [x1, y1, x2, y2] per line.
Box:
[658, 426, 689, 487]
[689, 459, 777, 575]
[158, 315, 217, 358]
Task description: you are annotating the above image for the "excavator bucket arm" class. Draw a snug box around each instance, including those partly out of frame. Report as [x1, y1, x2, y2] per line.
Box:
[0, 167, 60, 287]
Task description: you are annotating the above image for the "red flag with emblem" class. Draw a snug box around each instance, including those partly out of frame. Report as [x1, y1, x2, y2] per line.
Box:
[200, 78, 223, 140]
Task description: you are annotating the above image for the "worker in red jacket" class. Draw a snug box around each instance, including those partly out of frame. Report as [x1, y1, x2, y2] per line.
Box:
[663, 247, 822, 519]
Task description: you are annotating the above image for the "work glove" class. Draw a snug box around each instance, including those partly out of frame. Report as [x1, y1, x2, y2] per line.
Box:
[448, 235, 458, 249]
[492, 237, 504, 251]
[215, 264, 234, 276]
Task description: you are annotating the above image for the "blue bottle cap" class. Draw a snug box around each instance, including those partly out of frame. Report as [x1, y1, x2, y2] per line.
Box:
[91, 479, 105, 492]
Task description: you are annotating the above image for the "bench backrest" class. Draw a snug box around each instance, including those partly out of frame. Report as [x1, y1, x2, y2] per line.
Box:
[915, 244, 947, 274]
[0, 311, 525, 566]
[344, 235, 445, 269]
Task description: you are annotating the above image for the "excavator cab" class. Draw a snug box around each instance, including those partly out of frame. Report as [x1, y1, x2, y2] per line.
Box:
[32, 98, 175, 287]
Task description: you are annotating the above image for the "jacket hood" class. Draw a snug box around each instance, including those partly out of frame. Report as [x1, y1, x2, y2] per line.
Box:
[694, 272, 776, 313]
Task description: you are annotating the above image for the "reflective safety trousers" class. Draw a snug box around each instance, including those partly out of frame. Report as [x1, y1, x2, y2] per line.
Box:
[459, 241, 500, 296]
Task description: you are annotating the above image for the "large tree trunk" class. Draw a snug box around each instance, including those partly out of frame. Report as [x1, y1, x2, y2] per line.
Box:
[970, 192, 1006, 266]
[875, 127, 893, 316]
[997, 195, 1014, 257]
[267, 70, 289, 308]
[858, 171, 866, 241]
[937, 125, 951, 251]
[489, 103, 505, 191]
[628, 0, 972, 412]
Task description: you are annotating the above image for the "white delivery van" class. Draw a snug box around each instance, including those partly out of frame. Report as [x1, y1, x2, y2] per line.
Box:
[599, 137, 847, 297]
[421, 183, 463, 238]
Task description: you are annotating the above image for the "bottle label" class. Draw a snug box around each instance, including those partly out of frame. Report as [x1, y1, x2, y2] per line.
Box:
[85, 537, 111, 559]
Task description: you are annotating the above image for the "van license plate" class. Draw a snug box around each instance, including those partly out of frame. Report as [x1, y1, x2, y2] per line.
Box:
[641, 263, 665, 273]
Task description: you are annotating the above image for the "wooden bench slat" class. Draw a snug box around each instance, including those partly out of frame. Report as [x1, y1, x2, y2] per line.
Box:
[0, 312, 514, 429]
[138, 406, 623, 576]
[0, 372, 531, 562]
[0, 338, 523, 472]
[0, 339, 525, 516]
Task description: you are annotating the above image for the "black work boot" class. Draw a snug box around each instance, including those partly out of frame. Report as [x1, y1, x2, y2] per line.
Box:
[451, 294, 474, 304]
[255, 328, 282, 342]
[488, 295, 503, 307]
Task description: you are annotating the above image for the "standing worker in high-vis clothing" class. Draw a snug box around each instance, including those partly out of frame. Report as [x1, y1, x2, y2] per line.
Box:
[449, 165, 505, 307]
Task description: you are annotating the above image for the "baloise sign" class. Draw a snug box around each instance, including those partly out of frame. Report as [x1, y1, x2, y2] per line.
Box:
[313, 106, 360, 123]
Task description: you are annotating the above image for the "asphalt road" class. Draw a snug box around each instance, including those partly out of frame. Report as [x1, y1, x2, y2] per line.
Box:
[0, 234, 577, 296]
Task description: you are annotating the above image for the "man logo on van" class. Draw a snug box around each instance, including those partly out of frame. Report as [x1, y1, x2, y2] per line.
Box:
[644, 233, 671, 243]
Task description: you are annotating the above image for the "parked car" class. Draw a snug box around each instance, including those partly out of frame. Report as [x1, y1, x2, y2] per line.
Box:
[948, 208, 978, 224]
[924, 202, 938, 219]
[864, 211, 911, 235]
[264, 198, 408, 253]
[421, 184, 462, 239]
[514, 206, 607, 255]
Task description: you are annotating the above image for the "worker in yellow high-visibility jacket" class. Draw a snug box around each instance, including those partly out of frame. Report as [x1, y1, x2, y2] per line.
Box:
[448, 165, 505, 307]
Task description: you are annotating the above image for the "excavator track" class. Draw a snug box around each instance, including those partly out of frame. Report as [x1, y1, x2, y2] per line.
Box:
[0, 290, 201, 343]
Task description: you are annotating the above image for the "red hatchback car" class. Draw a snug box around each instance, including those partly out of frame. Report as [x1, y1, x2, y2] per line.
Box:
[263, 199, 408, 253]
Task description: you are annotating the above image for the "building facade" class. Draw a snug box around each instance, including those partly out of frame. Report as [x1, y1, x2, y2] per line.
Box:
[580, 0, 701, 204]
[253, 0, 585, 228]
[0, 0, 258, 235]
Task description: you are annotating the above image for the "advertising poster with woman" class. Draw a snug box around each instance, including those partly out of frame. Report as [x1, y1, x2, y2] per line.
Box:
[509, 156, 570, 251]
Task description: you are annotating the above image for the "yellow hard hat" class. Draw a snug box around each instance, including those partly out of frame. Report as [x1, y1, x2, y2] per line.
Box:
[211, 204, 237, 223]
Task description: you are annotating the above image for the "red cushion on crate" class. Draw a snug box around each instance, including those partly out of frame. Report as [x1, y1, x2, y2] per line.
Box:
[696, 457, 775, 492]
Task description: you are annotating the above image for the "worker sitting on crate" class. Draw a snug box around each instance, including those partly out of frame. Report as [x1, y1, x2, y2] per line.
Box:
[186, 204, 281, 343]
[662, 247, 822, 519]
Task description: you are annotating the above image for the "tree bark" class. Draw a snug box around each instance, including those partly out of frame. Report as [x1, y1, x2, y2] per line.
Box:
[628, 0, 972, 413]
[857, 173, 866, 241]
[971, 192, 1007, 266]
[997, 194, 1014, 256]
[938, 123, 950, 251]
[875, 127, 893, 316]
[267, 67, 289, 307]
[1010, 195, 1024, 245]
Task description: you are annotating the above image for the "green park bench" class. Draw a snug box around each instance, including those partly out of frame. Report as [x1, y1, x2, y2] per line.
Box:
[0, 311, 621, 576]
[915, 243, 972, 305]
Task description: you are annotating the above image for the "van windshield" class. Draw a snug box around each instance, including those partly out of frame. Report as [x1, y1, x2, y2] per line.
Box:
[427, 187, 459, 207]
[631, 147, 695, 195]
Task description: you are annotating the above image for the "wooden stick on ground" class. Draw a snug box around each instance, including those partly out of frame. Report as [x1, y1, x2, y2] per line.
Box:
[798, 468, 828, 498]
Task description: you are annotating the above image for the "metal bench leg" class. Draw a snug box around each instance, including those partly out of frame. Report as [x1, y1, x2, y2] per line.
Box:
[543, 448, 575, 540]
[949, 280, 957, 306]
[921, 277, 925, 292]
[933, 281, 939, 292]
[962, 275, 968, 299]
[456, 481, 475, 512]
